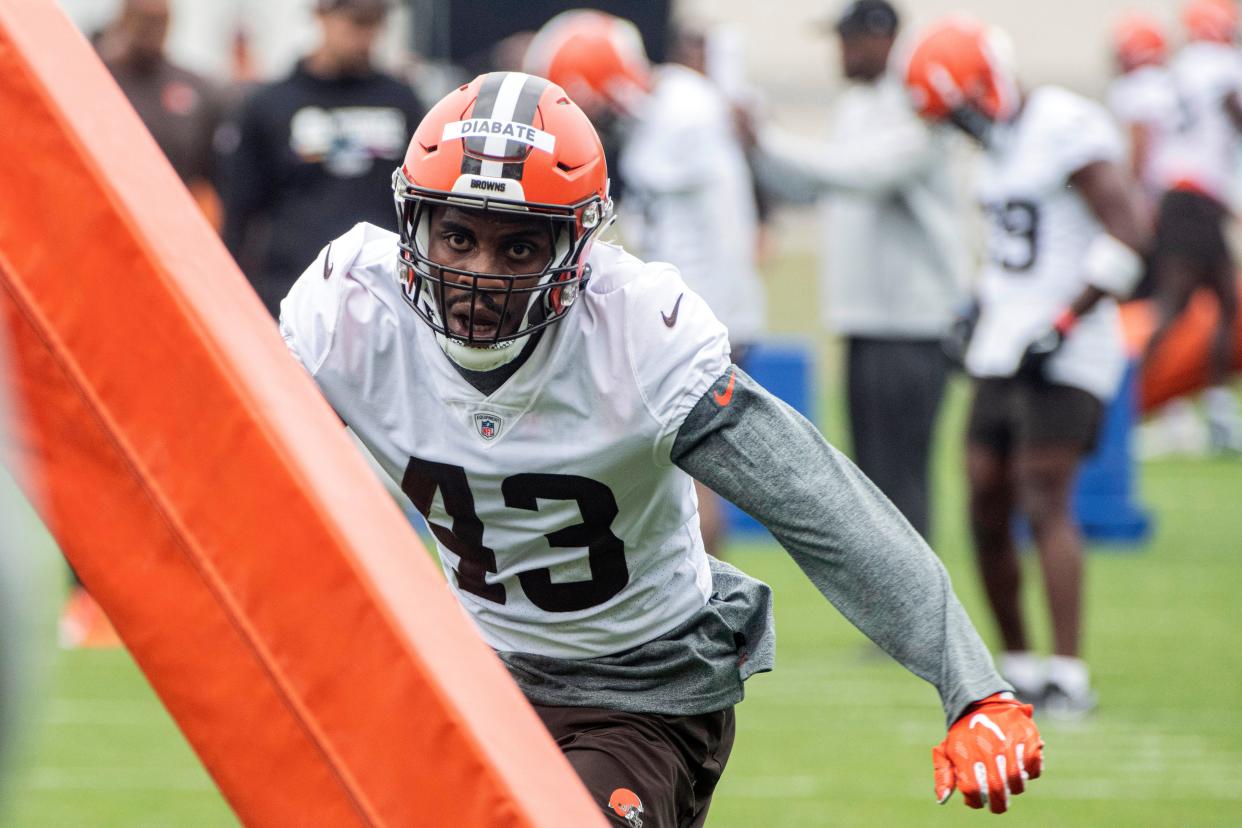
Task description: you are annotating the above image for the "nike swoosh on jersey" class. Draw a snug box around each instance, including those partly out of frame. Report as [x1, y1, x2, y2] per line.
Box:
[713, 369, 736, 407]
[323, 242, 334, 280]
[661, 293, 684, 327]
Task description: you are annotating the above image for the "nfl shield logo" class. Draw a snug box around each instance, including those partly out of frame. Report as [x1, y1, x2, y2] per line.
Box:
[474, 412, 503, 441]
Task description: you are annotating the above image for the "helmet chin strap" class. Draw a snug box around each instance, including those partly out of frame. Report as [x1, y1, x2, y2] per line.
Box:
[437, 332, 526, 372]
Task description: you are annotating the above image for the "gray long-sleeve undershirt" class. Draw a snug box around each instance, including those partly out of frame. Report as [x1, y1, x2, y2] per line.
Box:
[673, 367, 1006, 725]
[501, 366, 1005, 726]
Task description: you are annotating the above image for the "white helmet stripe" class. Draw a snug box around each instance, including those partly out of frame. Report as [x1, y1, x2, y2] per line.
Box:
[479, 72, 534, 178]
[982, 26, 1019, 120]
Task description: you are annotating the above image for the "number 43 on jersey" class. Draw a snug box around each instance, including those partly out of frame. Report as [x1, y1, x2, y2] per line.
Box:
[401, 456, 629, 613]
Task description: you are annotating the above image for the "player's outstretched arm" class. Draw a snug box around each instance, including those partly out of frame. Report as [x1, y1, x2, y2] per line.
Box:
[671, 366, 1004, 722]
[753, 118, 935, 198]
[671, 367, 1043, 812]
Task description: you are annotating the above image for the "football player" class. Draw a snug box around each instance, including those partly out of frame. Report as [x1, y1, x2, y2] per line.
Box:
[1107, 12, 1209, 458]
[522, 8, 647, 206]
[524, 11, 766, 560]
[905, 16, 1151, 717]
[1143, 0, 1242, 453]
[743, 0, 967, 544]
[280, 71, 1042, 822]
[1107, 12, 1178, 218]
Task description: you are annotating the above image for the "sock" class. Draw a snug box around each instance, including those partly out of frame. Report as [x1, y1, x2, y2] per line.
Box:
[1046, 655, 1090, 697]
[998, 651, 1046, 695]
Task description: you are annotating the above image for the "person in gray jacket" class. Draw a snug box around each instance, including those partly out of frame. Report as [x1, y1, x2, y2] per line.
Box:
[748, 0, 967, 541]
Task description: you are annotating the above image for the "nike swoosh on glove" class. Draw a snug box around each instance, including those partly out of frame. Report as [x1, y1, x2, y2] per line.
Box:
[932, 692, 1044, 814]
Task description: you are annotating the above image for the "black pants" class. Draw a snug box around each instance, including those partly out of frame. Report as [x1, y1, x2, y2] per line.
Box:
[846, 337, 949, 540]
[534, 704, 735, 828]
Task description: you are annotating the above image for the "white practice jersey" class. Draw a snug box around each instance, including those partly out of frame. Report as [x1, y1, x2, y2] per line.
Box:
[280, 223, 730, 659]
[1107, 65, 1181, 198]
[1160, 41, 1242, 202]
[969, 86, 1128, 401]
[619, 64, 765, 343]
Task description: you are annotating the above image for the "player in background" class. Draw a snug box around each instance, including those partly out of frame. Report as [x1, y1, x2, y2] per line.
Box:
[1143, 0, 1242, 454]
[280, 71, 1043, 821]
[743, 0, 968, 544]
[616, 23, 765, 369]
[525, 12, 766, 558]
[1108, 12, 1213, 458]
[905, 16, 1151, 717]
[1107, 12, 1178, 219]
[522, 9, 649, 205]
[97, 0, 224, 227]
[219, 0, 425, 318]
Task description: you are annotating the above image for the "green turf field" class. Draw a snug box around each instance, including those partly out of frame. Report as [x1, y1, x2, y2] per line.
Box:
[3, 249, 1241, 825]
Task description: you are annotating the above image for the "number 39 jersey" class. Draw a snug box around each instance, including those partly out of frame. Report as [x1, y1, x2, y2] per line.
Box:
[968, 86, 1128, 401]
[279, 223, 730, 659]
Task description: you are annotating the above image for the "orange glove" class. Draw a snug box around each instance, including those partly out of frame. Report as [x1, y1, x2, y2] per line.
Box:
[932, 692, 1044, 814]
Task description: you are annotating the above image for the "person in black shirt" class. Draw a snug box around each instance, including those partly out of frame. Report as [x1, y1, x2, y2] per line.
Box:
[220, 0, 425, 317]
[100, 0, 225, 227]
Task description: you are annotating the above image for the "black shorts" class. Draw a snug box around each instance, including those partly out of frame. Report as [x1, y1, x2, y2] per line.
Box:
[1155, 188, 1232, 271]
[966, 377, 1103, 455]
[533, 703, 735, 828]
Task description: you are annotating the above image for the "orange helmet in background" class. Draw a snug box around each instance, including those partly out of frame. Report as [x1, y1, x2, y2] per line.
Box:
[1183, 0, 1239, 43]
[903, 15, 1019, 142]
[523, 9, 652, 116]
[393, 71, 612, 368]
[1114, 12, 1168, 72]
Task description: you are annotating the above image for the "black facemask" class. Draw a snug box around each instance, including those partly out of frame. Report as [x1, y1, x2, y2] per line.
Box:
[947, 104, 995, 146]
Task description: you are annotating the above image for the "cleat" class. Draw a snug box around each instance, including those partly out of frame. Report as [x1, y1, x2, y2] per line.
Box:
[1038, 681, 1097, 720]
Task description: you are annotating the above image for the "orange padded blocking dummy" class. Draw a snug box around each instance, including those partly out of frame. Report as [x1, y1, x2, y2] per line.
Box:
[0, 2, 603, 825]
[1121, 284, 1242, 413]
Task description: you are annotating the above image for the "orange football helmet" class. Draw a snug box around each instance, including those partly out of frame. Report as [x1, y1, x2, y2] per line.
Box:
[392, 71, 612, 369]
[1114, 12, 1168, 72]
[523, 9, 651, 116]
[904, 15, 1019, 142]
[1183, 0, 1238, 43]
